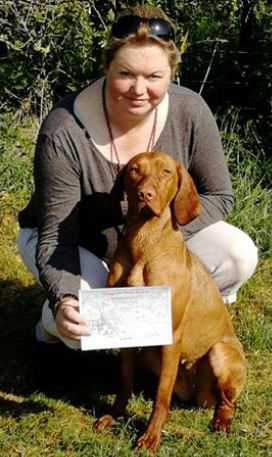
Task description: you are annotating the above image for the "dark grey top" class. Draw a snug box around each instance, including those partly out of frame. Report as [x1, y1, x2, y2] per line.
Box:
[18, 81, 233, 306]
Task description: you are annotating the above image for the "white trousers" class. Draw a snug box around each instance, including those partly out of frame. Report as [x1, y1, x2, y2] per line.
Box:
[17, 221, 258, 349]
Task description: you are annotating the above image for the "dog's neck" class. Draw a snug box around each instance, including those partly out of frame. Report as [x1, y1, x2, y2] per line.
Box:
[125, 206, 175, 258]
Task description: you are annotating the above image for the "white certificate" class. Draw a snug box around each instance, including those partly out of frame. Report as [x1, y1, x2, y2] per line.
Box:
[79, 286, 173, 351]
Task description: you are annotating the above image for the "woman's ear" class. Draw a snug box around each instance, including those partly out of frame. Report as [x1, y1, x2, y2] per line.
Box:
[172, 164, 200, 225]
[109, 165, 127, 200]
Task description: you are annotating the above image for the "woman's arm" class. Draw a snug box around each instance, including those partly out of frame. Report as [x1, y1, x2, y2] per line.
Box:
[181, 97, 233, 239]
[34, 132, 82, 305]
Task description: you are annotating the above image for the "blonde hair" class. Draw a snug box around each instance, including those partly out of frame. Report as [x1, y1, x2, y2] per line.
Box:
[102, 5, 180, 79]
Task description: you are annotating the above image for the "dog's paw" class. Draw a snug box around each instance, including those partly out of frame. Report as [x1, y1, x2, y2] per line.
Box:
[136, 430, 161, 454]
[210, 401, 234, 434]
[93, 414, 115, 432]
[210, 415, 232, 433]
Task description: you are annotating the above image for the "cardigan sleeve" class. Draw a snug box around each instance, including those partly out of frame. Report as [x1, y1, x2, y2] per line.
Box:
[180, 95, 234, 239]
[34, 132, 82, 306]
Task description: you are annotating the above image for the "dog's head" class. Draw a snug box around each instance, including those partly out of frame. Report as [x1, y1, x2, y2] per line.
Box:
[111, 151, 200, 225]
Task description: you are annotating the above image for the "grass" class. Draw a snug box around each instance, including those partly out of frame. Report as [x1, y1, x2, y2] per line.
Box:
[0, 112, 271, 456]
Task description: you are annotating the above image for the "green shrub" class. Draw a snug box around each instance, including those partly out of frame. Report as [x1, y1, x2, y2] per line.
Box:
[0, 113, 35, 196]
[0, 1, 106, 116]
[220, 109, 272, 257]
[1, 0, 271, 120]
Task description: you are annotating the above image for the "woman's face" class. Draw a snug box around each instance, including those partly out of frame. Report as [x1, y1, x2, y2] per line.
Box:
[106, 42, 172, 118]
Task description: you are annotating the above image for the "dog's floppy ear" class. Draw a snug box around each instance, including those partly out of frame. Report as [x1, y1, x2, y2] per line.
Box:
[172, 164, 200, 225]
[109, 164, 128, 201]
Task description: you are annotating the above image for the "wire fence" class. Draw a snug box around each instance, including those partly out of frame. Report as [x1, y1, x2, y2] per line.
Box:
[179, 41, 271, 117]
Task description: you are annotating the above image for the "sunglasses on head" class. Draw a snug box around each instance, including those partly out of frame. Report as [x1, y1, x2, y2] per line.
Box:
[111, 15, 175, 41]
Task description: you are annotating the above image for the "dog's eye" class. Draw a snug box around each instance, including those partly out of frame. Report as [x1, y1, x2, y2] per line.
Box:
[163, 168, 172, 175]
[130, 165, 140, 175]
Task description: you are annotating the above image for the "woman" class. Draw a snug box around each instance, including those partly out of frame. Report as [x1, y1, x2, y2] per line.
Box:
[17, 5, 258, 350]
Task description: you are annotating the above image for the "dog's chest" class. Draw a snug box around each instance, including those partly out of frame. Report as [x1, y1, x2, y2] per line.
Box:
[122, 221, 184, 286]
[125, 242, 182, 289]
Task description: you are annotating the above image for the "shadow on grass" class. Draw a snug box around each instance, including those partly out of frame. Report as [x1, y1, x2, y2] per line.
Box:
[0, 396, 55, 418]
[0, 279, 159, 418]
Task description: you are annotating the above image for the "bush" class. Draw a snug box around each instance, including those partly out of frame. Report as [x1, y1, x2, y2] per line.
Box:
[1, 1, 271, 121]
[220, 108, 272, 257]
[0, 1, 106, 117]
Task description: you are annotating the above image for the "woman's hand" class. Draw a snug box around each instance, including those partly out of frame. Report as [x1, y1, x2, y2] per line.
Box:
[55, 296, 91, 341]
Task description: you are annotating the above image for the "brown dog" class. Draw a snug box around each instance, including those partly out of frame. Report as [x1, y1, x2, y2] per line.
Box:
[94, 151, 247, 453]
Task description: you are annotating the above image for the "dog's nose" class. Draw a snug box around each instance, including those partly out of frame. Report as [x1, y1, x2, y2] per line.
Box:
[137, 188, 156, 201]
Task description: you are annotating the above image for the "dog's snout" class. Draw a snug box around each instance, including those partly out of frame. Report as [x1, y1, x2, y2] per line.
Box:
[137, 188, 156, 202]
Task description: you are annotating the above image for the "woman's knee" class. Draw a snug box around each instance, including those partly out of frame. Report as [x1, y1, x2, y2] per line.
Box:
[79, 246, 109, 289]
[227, 230, 258, 283]
[187, 221, 258, 298]
[17, 227, 40, 280]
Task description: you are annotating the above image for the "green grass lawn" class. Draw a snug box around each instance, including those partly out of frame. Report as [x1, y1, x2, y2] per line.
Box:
[0, 114, 271, 456]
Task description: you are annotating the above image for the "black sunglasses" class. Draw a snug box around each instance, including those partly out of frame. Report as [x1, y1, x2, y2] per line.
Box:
[111, 15, 175, 41]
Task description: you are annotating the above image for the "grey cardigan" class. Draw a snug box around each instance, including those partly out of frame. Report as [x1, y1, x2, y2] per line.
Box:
[19, 82, 233, 306]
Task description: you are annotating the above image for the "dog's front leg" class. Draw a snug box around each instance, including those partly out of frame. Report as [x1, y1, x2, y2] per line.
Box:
[107, 245, 132, 288]
[136, 342, 181, 453]
[93, 348, 136, 431]
[107, 260, 126, 288]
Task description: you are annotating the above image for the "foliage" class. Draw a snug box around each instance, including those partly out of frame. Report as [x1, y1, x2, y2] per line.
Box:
[0, 113, 36, 196]
[0, 1, 271, 121]
[0, 1, 99, 117]
[220, 108, 272, 257]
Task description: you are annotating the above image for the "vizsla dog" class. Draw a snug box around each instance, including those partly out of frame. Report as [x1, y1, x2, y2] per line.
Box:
[94, 151, 247, 453]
